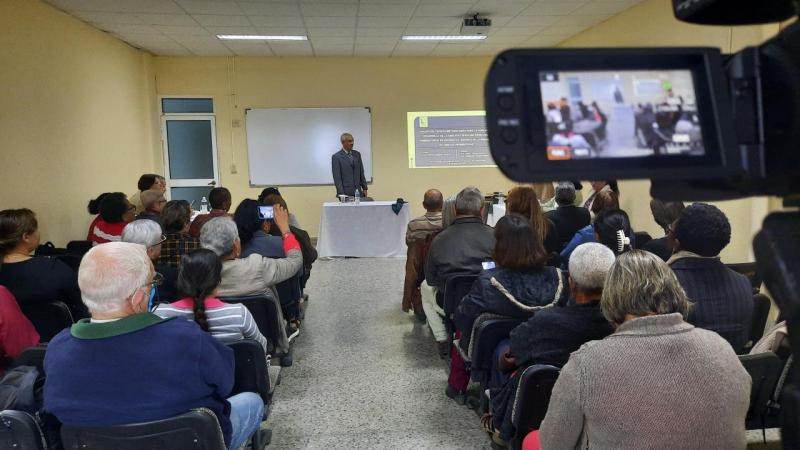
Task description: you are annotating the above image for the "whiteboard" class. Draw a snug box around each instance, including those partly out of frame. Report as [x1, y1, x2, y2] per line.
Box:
[245, 107, 372, 186]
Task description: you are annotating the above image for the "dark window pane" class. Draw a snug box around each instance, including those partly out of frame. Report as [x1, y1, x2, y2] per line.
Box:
[166, 120, 214, 179]
[162, 98, 214, 114]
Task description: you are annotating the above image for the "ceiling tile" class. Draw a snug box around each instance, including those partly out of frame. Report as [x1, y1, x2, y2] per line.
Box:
[484, 34, 529, 45]
[270, 42, 314, 56]
[70, 11, 144, 24]
[310, 37, 354, 46]
[176, 0, 243, 15]
[354, 36, 398, 45]
[571, 1, 634, 16]
[357, 4, 415, 17]
[303, 16, 357, 28]
[551, 14, 612, 27]
[224, 41, 274, 56]
[144, 44, 193, 56]
[313, 46, 354, 56]
[237, 2, 301, 16]
[404, 26, 461, 35]
[300, 3, 358, 16]
[356, 16, 409, 28]
[185, 43, 234, 56]
[47, 0, 184, 14]
[135, 13, 197, 26]
[490, 27, 539, 37]
[248, 15, 305, 27]
[471, 1, 532, 16]
[413, 3, 473, 17]
[204, 25, 260, 35]
[307, 28, 356, 37]
[254, 27, 308, 35]
[112, 32, 177, 45]
[92, 23, 159, 34]
[520, 35, 566, 46]
[505, 14, 561, 28]
[479, 15, 513, 28]
[407, 17, 459, 28]
[537, 24, 589, 36]
[354, 47, 393, 57]
[154, 25, 211, 36]
[356, 27, 405, 37]
[192, 14, 252, 26]
[299, 0, 358, 3]
[520, 1, 587, 15]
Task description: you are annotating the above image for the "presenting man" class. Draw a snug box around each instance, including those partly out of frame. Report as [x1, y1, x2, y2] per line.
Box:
[331, 133, 368, 199]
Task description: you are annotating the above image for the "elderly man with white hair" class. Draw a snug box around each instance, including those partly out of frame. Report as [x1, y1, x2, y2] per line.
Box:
[43, 242, 264, 450]
[200, 210, 302, 349]
[121, 219, 178, 303]
[483, 243, 616, 445]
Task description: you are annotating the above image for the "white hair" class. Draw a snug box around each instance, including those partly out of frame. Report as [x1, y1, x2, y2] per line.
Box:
[200, 216, 239, 257]
[340, 132, 353, 142]
[121, 219, 162, 247]
[569, 242, 616, 291]
[78, 242, 151, 315]
[455, 186, 483, 216]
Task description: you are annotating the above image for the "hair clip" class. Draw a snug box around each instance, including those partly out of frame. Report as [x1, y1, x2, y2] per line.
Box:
[616, 229, 631, 253]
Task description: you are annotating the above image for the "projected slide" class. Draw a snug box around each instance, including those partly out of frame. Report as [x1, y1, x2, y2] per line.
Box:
[407, 111, 494, 168]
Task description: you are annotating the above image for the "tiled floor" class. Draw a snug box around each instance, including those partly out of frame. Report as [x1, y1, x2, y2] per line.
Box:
[266, 258, 490, 449]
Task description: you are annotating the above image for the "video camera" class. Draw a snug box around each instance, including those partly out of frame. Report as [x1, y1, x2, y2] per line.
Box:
[485, 0, 800, 203]
[483, 1, 800, 446]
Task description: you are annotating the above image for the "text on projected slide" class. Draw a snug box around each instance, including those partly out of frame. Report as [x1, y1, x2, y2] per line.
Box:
[407, 111, 494, 168]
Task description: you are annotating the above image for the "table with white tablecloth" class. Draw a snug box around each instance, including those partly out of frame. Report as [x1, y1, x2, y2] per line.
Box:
[316, 201, 411, 258]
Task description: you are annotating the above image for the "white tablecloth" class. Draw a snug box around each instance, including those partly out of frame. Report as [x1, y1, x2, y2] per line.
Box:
[487, 204, 506, 227]
[317, 201, 410, 257]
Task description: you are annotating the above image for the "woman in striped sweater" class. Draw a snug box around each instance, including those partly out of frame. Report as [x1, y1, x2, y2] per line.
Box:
[154, 249, 269, 353]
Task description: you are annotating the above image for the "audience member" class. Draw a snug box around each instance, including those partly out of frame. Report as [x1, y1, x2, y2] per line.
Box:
[258, 187, 300, 228]
[539, 250, 750, 449]
[532, 183, 557, 213]
[189, 187, 232, 238]
[592, 209, 634, 256]
[581, 180, 616, 213]
[545, 182, 590, 251]
[485, 243, 615, 444]
[642, 199, 685, 261]
[87, 192, 135, 244]
[234, 199, 284, 258]
[130, 174, 166, 212]
[559, 191, 620, 264]
[0, 209, 88, 318]
[157, 200, 200, 267]
[450, 214, 566, 398]
[506, 186, 560, 255]
[0, 286, 40, 374]
[121, 219, 178, 303]
[422, 187, 495, 354]
[669, 203, 753, 352]
[43, 242, 263, 450]
[441, 194, 458, 229]
[403, 189, 443, 318]
[135, 189, 167, 225]
[262, 194, 317, 292]
[200, 215, 301, 350]
[154, 249, 269, 354]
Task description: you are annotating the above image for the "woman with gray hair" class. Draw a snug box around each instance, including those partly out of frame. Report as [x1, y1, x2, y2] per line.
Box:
[483, 243, 616, 445]
[539, 250, 750, 450]
[121, 219, 178, 303]
[200, 207, 302, 350]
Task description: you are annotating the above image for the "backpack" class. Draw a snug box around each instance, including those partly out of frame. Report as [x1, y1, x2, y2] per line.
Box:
[0, 365, 43, 413]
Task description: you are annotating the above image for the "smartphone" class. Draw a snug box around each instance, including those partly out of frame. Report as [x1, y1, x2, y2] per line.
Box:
[257, 205, 274, 220]
[482, 261, 496, 270]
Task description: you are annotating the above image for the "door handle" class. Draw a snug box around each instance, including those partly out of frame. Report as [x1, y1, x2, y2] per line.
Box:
[208, 180, 217, 186]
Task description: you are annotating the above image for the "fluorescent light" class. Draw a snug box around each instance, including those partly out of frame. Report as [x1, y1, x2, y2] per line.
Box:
[217, 35, 307, 41]
[402, 35, 487, 41]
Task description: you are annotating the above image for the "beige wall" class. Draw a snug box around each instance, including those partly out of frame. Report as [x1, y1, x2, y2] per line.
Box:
[0, 0, 158, 246]
[152, 56, 520, 236]
[559, 0, 781, 262]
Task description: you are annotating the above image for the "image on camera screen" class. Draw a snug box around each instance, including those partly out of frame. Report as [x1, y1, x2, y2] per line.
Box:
[539, 70, 705, 161]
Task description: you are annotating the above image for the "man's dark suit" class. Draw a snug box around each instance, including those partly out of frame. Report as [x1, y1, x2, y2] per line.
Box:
[331, 149, 367, 197]
[545, 205, 591, 251]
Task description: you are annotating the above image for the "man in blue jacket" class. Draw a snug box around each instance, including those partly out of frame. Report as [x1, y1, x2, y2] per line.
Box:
[44, 242, 263, 450]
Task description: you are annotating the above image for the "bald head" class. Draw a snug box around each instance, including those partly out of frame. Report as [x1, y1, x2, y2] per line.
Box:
[423, 189, 443, 212]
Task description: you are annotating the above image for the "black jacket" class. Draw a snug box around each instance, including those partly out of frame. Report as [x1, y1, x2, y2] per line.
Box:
[331, 149, 367, 197]
[642, 236, 672, 261]
[545, 205, 590, 251]
[671, 257, 753, 352]
[424, 217, 495, 290]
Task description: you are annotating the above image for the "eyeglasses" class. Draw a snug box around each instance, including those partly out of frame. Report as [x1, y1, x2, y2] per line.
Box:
[148, 235, 167, 249]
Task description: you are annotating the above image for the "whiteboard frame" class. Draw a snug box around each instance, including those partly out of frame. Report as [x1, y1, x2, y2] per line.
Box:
[244, 106, 373, 187]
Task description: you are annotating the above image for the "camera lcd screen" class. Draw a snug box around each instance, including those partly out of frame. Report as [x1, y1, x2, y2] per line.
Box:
[257, 205, 274, 220]
[539, 70, 704, 161]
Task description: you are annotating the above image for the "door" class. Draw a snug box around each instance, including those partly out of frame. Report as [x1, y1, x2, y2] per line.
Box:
[161, 115, 220, 208]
